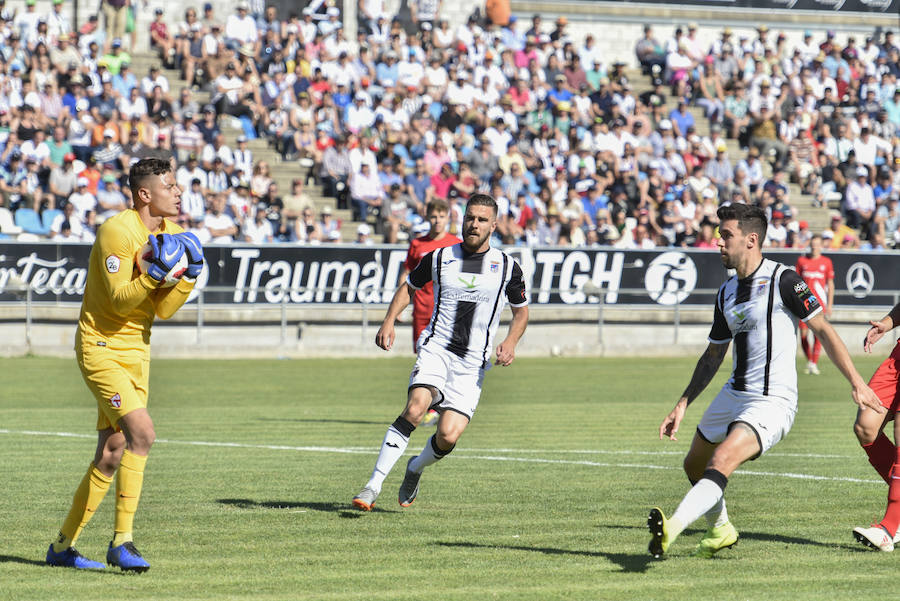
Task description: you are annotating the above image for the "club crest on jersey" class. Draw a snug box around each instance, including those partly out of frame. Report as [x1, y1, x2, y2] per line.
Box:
[105, 255, 120, 273]
[490, 261, 500, 273]
[109, 393, 122, 408]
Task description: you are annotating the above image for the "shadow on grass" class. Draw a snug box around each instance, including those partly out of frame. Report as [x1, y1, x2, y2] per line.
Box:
[0, 555, 51, 567]
[435, 541, 655, 574]
[217, 498, 399, 518]
[256, 417, 385, 426]
[602, 524, 848, 549]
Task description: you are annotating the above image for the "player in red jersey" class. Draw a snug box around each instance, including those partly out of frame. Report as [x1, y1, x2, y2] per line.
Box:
[399, 199, 461, 426]
[795, 234, 834, 375]
[852, 300, 900, 551]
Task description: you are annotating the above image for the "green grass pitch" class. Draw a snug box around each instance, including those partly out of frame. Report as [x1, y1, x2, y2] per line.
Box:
[1, 353, 898, 600]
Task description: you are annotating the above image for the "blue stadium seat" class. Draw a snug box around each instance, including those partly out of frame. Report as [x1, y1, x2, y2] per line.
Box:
[15, 208, 49, 236]
[42, 208, 62, 232]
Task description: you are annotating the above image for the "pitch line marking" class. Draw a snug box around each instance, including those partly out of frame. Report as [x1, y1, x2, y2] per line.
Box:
[0, 429, 877, 485]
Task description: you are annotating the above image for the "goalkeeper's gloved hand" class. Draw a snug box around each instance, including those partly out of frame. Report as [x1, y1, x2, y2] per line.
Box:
[176, 231, 204, 279]
[146, 233, 185, 283]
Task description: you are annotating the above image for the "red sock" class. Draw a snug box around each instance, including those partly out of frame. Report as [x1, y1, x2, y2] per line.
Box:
[811, 338, 822, 364]
[800, 333, 811, 361]
[863, 432, 894, 483]
[880, 447, 900, 536]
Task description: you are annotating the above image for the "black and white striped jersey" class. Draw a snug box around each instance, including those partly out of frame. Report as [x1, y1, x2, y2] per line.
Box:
[708, 258, 822, 402]
[408, 244, 528, 367]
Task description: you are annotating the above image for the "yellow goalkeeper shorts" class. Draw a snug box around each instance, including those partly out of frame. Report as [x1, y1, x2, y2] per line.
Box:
[76, 334, 150, 431]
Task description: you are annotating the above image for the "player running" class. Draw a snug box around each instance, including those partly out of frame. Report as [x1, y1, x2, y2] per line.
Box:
[648, 203, 882, 559]
[795, 235, 834, 375]
[851, 301, 900, 551]
[45, 159, 204, 571]
[352, 194, 528, 511]
[399, 199, 461, 426]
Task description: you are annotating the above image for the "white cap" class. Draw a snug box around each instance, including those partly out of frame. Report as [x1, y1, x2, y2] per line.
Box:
[702, 187, 716, 198]
[75, 98, 90, 112]
[77, 176, 89, 186]
[357, 223, 371, 236]
[327, 6, 340, 16]
[856, 165, 868, 177]
[328, 229, 341, 240]
[658, 119, 672, 130]
[103, 128, 115, 137]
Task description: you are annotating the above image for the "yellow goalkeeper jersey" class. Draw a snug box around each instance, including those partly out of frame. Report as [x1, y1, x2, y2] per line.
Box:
[77, 209, 194, 353]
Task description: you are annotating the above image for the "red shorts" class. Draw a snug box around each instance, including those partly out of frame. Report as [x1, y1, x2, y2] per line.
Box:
[869, 341, 900, 411]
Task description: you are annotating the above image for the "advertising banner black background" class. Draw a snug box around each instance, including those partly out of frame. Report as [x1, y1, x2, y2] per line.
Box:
[0, 243, 896, 307]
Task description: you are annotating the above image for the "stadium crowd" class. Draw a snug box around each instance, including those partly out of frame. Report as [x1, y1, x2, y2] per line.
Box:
[0, 0, 899, 250]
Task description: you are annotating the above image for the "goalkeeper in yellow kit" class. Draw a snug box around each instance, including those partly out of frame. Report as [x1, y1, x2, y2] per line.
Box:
[45, 158, 205, 572]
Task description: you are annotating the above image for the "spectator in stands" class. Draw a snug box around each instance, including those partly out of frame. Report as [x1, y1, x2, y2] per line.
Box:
[844, 165, 876, 237]
[355, 222, 373, 245]
[350, 161, 384, 222]
[205, 192, 238, 242]
[635, 25, 666, 75]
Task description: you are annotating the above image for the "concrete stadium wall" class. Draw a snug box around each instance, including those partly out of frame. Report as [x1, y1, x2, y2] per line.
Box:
[0, 305, 888, 359]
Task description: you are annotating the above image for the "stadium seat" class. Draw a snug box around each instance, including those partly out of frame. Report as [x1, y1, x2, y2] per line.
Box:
[15, 208, 50, 236]
[41, 209, 62, 232]
[0, 207, 23, 234]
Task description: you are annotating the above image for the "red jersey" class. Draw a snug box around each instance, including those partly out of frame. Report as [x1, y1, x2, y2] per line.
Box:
[795, 254, 834, 308]
[404, 232, 461, 319]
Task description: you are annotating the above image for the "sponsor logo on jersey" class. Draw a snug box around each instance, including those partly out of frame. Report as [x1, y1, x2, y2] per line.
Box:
[458, 275, 478, 290]
[105, 255, 120, 274]
[109, 393, 122, 408]
[794, 281, 809, 294]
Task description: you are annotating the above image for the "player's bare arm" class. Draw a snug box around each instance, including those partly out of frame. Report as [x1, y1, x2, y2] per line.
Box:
[375, 282, 414, 351]
[864, 302, 900, 353]
[826, 278, 835, 318]
[807, 312, 885, 414]
[660, 342, 729, 440]
[495, 305, 528, 366]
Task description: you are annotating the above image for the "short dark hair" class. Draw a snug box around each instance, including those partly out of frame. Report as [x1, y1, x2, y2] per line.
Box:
[717, 203, 767, 241]
[426, 198, 449, 214]
[129, 158, 172, 199]
[466, 193, 498, 216]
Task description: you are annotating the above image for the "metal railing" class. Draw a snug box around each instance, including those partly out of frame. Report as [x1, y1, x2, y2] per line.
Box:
[6, 283, 899, 355]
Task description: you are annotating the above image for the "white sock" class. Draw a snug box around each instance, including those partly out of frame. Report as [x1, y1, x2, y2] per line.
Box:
[670, 473, 727, 539]
[408, 435, 453, 474]
[704, 497, 729, 528]
[365, 418, 414, 493]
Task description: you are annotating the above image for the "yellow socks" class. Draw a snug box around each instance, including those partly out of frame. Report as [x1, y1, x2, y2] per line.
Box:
[113, 449, 147, 545]
[54, 464, 113, 553]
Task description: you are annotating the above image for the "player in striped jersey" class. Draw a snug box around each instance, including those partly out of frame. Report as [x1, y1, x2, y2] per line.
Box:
[648, 203, 882, 559]
[352, 194, 529, 511]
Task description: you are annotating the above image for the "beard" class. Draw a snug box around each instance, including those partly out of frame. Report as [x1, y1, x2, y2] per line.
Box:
[462, 228, 491, 251]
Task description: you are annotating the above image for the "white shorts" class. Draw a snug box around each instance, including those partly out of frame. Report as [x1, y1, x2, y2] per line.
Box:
[408, 345, 486, 420]
[696, 387, 796, 458]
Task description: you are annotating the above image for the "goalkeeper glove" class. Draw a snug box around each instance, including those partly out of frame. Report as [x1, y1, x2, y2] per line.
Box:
[146, 233, 185, 282]
[176, 231, 204, 279]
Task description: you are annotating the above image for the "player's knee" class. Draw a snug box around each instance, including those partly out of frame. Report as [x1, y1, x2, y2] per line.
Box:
[435, 429, 460, 450]
[854, 419, 878, 445]
[128, 426, 156, 454]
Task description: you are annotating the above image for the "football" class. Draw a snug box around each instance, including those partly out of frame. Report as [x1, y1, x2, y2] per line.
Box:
[135, 239, 188, 287]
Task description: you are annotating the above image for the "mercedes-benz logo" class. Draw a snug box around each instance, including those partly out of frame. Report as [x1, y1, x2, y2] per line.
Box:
[846, 262, 874, 299]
